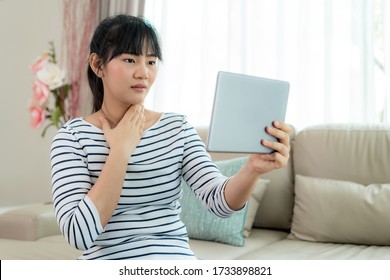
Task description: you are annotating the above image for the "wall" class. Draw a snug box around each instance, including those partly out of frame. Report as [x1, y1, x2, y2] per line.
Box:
[0, 0, 63, 206]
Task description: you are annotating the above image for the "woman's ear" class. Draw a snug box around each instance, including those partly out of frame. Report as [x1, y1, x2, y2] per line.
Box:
[89, 53, 104, 78]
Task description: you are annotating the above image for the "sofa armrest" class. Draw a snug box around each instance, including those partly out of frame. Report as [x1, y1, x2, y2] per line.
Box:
[0, 203, 60, 241]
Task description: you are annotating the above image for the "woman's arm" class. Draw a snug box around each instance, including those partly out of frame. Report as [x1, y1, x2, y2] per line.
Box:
[87, 105, 144, 227]
[181, 117, 234, 218]
[224, 121, 291, 210]
[51, 105, 144, 250]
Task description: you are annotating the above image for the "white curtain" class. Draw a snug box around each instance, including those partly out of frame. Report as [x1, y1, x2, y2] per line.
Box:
[383, 0, 390, 122]
[144, 0, 388, 129]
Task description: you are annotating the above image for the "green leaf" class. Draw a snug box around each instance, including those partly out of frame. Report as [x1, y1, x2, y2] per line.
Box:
[51, 106, 63, 127]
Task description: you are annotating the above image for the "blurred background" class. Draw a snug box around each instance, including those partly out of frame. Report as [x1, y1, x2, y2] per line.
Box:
[0, 0, 389, 207]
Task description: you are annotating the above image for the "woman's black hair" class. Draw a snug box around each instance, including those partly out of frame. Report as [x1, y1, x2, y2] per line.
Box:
[87, 14, 162, 112]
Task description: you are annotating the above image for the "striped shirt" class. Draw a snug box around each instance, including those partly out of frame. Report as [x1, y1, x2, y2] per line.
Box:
[50, 113, 234, 259]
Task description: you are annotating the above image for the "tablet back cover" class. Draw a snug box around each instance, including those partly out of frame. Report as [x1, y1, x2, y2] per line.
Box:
[207, 71, 289, 154]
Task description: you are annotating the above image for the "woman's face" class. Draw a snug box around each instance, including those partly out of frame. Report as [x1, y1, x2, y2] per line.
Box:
[101, 52, 158, 107]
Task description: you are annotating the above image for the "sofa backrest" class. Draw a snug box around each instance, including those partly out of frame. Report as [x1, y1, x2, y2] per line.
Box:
[195, 126, 296, 231]
[293, 124, 390, 184]
[196, 124, 390, 233]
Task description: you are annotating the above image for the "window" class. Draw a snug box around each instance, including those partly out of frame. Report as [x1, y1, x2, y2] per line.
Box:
[145, 0, 390, 128]
[374, 0, 386, 121]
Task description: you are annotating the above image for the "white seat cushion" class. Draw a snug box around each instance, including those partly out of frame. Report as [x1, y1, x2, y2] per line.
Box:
[189, 229, 288, 260]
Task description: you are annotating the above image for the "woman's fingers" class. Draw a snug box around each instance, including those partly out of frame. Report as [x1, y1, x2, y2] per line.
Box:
[136, 111, 145, 134]
[248, 122, 291, 173]
[266, 121, 291, 146]
[262, 122, 290, 155]
[122, 104, 143, 123]
[259, 121, 291, 169]
[257, 149, 288, 169]
[101, 105, 145, 152]
[118, 105, 145, 134]
[261, 139, 289, 158]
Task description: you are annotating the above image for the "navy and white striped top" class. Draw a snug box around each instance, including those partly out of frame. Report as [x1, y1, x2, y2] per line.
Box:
[50, 113, 234, 259]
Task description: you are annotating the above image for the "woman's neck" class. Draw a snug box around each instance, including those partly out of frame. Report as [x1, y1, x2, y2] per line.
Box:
[100, 102, 126, 128]
[99, 102, 161, 131]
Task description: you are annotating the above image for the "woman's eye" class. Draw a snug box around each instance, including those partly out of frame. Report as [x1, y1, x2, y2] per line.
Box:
[124, 58, 135, 63]
[148, 61, 156, 66]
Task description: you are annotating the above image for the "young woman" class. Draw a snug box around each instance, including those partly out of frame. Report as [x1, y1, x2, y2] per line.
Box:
[50, 14, 291, 260]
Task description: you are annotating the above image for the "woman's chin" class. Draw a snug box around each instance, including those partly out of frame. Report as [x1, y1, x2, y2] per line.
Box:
[124, 96, 146, 107]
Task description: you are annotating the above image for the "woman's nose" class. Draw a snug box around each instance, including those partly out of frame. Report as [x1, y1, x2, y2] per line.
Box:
[134, 62, 148, 79]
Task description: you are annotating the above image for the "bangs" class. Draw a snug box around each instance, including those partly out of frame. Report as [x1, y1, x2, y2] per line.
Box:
[108, 19, 162, 60]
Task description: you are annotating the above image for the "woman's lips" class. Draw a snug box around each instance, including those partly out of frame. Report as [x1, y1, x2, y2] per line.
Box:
[131, 84, 147, 93]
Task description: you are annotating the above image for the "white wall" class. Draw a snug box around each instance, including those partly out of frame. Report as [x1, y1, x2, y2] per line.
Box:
[0, 0, 63, 206]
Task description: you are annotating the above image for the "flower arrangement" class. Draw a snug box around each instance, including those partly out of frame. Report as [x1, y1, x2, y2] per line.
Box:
[29, 42, 71, 137]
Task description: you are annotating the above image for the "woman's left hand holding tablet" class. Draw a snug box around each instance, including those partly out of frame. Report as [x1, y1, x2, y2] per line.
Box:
[248, 121, 291, 175]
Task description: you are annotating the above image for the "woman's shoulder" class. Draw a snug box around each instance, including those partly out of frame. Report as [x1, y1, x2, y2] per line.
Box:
[64, 117, 87, 128]
[52, 117, 103, 141]
[56, 118, 91, 133]
[156, 112, 191, 129]
[161, 112, 186, 121]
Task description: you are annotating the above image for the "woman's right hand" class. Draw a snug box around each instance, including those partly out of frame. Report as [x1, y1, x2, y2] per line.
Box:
[87, 104, 144, 227]
[100, 104, 145, 156]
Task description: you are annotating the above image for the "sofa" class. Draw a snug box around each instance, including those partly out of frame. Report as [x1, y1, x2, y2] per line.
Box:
[1, 123, 390, 260]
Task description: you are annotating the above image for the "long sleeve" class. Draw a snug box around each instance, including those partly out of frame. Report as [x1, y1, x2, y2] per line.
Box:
[50, 124, 103, 250]
[180, 118, 235, 218]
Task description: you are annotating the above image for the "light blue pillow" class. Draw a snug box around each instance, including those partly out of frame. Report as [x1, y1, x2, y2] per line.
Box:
[180, 157, 248, 246]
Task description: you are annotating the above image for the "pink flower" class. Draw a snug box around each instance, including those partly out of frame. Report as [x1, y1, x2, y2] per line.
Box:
[30, 53, 49, 74]
[29, 105, 46, 129]
[32, 79, 49, 105]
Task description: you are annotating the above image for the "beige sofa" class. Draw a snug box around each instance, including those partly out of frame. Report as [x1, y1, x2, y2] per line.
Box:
[1, 123, 390, 260]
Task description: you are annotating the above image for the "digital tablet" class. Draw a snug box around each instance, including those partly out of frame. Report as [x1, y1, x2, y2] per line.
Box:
[206, 71, 290, 154]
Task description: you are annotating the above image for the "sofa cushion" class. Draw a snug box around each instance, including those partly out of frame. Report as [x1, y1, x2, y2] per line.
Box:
[180, 157, 269, 246]
[244, 179, 269, 237]
[189, 229, 288, 260]
[0, 203, 60, 241]
[289, 175, 390, 246]
[0, 235, 81, 260]
[238, 238, 390, 260]
[255, 162, 294, 230]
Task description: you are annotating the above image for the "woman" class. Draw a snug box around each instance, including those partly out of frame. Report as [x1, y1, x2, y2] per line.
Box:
[50, 14, 291, 259]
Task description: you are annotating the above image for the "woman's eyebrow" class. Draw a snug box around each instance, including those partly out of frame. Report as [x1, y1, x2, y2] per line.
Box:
[123, 52, 157, 57]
